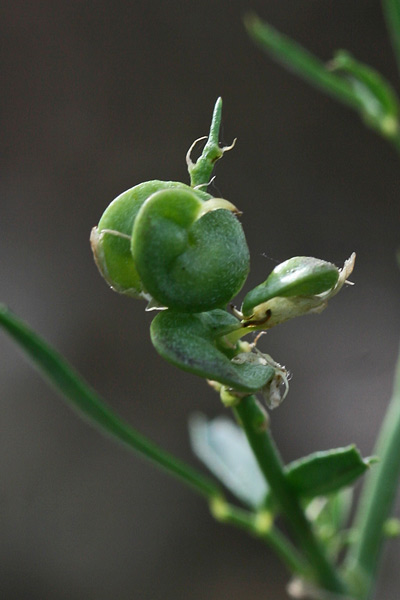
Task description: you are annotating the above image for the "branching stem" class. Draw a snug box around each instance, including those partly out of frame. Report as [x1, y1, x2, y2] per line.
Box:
[233, 395, 348, 596]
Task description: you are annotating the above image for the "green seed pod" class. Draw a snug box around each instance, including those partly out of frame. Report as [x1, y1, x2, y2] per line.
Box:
[91, 181, 250, 312]
[242, 256, 339, 317]
[91, 180, 202, 299]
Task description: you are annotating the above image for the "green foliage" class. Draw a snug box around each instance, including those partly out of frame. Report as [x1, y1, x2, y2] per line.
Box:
[245, 12, 400, 149]
[245, 5, 400, 598]
[284, 447, 373, 500]
[4, 34, 400, 595]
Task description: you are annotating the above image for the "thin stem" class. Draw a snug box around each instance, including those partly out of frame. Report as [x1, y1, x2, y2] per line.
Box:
[210, 497, 311, 578]
[382, 0, 400, 77]
[188, 97, 226, 188]
[233, 395, 348, 596]
[0, 305, 221, 501]
[345, 344, 400, 599]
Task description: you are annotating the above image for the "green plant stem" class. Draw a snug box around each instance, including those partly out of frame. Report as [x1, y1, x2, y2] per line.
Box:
[345, 345, 400, 599]
[210, 499, 310, 578]
[0, 304, 221, 501]
[233, 395, 348, 596]
[382, 0, 400, 76]
[389, 128, 400, 155]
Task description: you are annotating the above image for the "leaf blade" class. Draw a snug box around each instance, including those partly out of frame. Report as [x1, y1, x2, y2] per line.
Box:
[286, 446, 372, 499]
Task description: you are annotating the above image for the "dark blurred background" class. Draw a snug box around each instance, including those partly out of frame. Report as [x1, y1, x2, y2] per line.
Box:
[1, 1, 400, 598]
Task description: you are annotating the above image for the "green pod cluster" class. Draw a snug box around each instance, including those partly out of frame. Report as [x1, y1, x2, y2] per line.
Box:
[91, 180, 250, 313]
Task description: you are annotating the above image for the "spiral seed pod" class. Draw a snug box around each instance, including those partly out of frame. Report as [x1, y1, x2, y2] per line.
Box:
[91, 180, 203, 299]
[91, 181, 250, 312]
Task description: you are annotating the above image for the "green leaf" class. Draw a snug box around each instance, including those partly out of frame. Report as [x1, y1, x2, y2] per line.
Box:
[0, 305, 221, 500]
[330, 50, 400, 137]
[244, 14, 362, 111]
[244, 14, 400, 148]
[306, 488, 353, 534]
[189, 414, 268, 508]
[242, 256, 339, 317]
[286, 446, 373, 499]
[305, 489, 354, 560]
[263, 446, 370, 514]
[150, 309, 275, 392]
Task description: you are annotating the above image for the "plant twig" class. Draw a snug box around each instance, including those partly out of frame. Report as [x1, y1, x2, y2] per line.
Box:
[233, 395, 348, 596]
[345, 344, 400, 599]
[210, 497, 311, 578]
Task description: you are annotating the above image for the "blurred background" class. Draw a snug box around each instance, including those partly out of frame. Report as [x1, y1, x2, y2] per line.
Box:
[1, 1, 400, 598]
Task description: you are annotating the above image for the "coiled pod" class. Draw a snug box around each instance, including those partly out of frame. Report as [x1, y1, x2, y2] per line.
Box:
[91, 180, 250, 313]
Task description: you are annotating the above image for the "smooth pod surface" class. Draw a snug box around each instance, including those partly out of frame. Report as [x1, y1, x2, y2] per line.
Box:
[242, 256, 339, 316]
[91, 180, 210, 299]
[132, 188, 250, 312]
[151, 309, 275, 392]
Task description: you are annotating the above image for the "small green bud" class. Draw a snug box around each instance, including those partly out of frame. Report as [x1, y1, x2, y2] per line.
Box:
[242, 256, 340, 317]
[241, 254, 355, 329]
[383, 517, 400, 537]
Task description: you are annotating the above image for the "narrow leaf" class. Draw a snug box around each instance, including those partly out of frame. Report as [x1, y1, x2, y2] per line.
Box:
[245, 14, 362, 111]
[286, 446, 372, 498]
[330, 50, 400, 137]
[382, 0, 400, 76]
[0, 304, 220, 499]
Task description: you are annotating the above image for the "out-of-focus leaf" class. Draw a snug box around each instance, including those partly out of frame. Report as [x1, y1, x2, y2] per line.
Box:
[306, 489, 354, 559]
[330, 50, 400, 137]
[245, 14, 362, 111]
[189, 414, 268, 507]
[382, 0, 400, 76]
[286, 446, 373, 498]
[245, 14, 400, 145]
